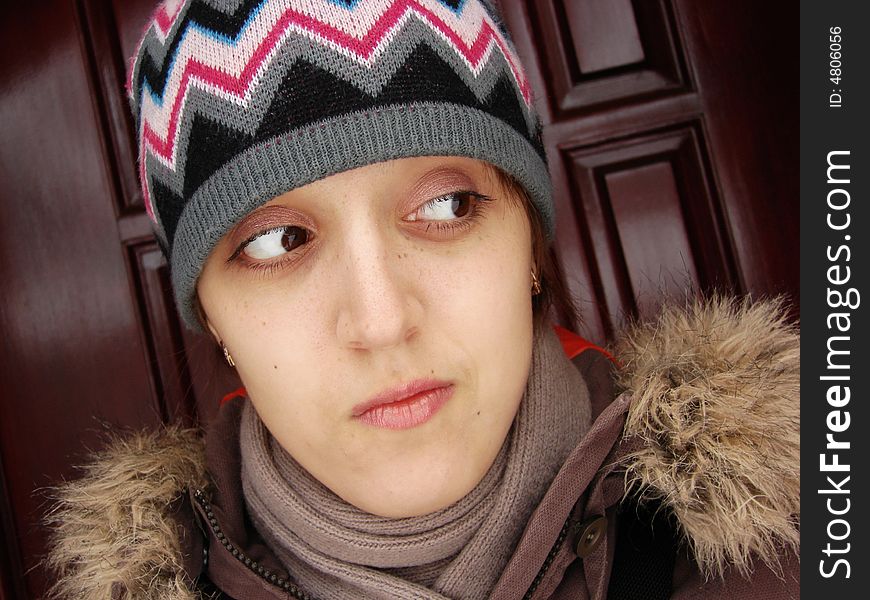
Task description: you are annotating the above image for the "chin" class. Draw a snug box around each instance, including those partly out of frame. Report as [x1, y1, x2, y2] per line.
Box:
[345, 460, 478, 518]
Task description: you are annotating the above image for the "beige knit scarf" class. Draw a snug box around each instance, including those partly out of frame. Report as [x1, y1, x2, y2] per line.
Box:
[240, 326, 591, 599]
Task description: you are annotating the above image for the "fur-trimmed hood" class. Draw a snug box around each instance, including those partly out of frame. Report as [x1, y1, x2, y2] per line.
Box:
[43, 295, 800, 599]
[613, 295, 800, 580]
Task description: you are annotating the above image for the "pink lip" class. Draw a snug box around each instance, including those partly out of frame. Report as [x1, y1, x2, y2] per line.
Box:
[352, 379, 454, 430]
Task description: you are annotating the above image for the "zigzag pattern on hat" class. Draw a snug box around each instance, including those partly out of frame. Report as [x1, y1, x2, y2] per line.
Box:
[128, 0, 538, 223]
[149, 44, 539, 249]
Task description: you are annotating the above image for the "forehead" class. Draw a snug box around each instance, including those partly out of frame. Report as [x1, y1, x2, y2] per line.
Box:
[262, 156, 498, 205]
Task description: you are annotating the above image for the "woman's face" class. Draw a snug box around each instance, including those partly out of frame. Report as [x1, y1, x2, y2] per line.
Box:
[198, 156, 534, 517]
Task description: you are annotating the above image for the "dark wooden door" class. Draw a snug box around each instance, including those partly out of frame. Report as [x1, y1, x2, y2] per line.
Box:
[0, 1, 797, 597]
[501, 0, 798, 339]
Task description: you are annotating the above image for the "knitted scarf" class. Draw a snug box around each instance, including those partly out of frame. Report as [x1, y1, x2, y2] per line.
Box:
[240, 326, 591, 599]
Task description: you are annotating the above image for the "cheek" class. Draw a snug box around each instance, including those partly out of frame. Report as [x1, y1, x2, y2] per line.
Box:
[238, 325, 326, 398]
[419, 227, 534, 393]
[232, 323, 345, 461]
[423, 223, 532, 338]
[206, 288, 333, 424]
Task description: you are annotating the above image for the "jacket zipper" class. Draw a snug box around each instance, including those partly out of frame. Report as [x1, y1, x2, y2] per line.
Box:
[522, 515, 573, 600]
[193, 489, 315, 600]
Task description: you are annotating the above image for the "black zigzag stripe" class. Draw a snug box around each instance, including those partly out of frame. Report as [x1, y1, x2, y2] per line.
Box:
[151, 177, 187, 251]
[179, 43, 541, 202]
[255, 43, 539, 152]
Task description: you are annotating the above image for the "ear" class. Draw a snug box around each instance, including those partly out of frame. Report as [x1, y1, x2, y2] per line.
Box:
[205, 319, 222, 346]
[198, 303, 222, 346]
[193, 291, 221, 345]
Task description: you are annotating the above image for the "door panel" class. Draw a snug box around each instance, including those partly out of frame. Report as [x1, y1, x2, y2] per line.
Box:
[528, 0, 689, 114]
[563, 125, 738, 338]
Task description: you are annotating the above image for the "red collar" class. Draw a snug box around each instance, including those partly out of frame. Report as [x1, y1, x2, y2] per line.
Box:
[553, 324, 618, 364]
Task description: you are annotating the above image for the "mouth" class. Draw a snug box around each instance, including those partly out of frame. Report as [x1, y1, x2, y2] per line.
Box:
[352, 379, 454, 430]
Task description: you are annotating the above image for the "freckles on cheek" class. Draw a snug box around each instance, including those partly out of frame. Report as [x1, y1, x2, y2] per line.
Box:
[424, 244, 512, 324]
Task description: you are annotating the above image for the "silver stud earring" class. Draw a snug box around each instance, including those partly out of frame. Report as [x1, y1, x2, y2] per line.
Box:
[531, 270, 542, 296]
[221, 342, 236, 367]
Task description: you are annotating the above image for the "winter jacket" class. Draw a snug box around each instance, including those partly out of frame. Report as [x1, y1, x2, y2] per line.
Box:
[45, 296, 800, 599]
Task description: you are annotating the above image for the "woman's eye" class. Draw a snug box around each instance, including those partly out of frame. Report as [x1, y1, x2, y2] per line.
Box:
[242, 226, 310, 260]
[407, 191, 475, 222]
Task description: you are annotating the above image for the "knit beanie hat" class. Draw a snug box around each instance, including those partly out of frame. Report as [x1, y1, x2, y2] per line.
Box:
[128, 0, 553, 329]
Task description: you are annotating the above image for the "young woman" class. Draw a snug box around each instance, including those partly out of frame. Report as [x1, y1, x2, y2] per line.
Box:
[46, 1, 800, 598]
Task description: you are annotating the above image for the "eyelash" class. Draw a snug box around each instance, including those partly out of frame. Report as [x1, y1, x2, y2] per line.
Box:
[228, 190, 493, 276]
[415, 190, 493, 235]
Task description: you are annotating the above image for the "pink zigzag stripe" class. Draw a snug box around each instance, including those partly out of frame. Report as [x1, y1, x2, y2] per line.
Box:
[155, 1, 185, 36]
[140, 1, 532, 201]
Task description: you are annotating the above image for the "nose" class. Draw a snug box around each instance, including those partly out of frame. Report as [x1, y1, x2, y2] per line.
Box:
[335, 234, 422, 351]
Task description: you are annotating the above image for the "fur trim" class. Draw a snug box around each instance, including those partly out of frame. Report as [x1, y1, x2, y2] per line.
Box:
[613, 294, 800, 579]
[43, 426, 208, 600]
